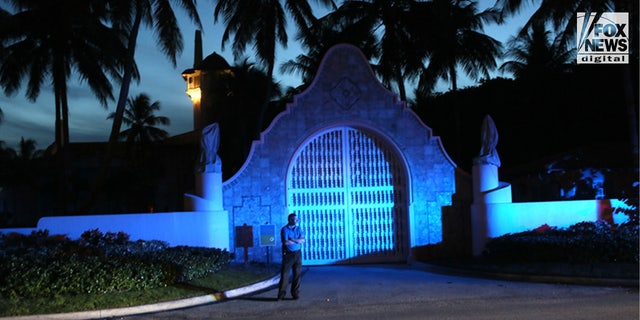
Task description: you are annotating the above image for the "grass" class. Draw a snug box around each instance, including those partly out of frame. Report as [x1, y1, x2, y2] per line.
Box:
[0, 262, 280, 317]
[2, 258, 637, 317]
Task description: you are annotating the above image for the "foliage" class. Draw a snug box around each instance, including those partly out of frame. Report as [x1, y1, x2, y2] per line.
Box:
[0, 139, 49, 227]
[0, 262, 278, 317]
[0, 0, 126, 151]
[147, 246, 233, 282]
[483, 221, 639, 264]
[107, 93, 170, 144]
[498, 19, 574, 81]
[412, 64, 636, 176]
[0, 253, 173, 299]
[0, 229, 233, 300]
[615, 195, 639, 225]
[103, 0, 202, 145]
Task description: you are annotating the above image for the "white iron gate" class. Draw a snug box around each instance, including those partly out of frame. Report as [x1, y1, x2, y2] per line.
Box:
[287, 127, 408, 265]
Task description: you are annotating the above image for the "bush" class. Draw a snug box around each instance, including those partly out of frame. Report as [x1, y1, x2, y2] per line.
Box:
[0, 254, 174, 299]
[148, 246, 233, 281]
[0, 229, 233, 299]
[483, 221, 639, 264]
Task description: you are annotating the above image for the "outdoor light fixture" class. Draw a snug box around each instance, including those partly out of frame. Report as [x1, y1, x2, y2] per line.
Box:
[186, 87, 201, 103]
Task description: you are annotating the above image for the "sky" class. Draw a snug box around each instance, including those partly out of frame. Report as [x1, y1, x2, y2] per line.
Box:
[0, 0, 536, 151]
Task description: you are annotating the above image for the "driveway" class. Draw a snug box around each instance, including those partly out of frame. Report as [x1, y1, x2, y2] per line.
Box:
[119, 263, 639, 320]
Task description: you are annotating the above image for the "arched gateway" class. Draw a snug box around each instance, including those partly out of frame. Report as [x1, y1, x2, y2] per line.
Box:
[288, 126, 408, 265]
[222, 44, 461, 265]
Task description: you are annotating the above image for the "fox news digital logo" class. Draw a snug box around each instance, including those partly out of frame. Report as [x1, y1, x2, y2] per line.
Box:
[577, 12, 629, 64]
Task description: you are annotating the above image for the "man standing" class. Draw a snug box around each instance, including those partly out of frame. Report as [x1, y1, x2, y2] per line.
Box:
[277, 213, 305, 300]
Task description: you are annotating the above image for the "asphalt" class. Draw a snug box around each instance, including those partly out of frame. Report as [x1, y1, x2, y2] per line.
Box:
[2, 261, 637, 320]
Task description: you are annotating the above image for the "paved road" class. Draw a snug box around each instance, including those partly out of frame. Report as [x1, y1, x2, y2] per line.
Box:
[119, 264, 639, 320]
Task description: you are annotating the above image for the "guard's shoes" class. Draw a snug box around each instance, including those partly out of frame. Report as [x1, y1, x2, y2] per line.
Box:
[292, 295, 299, 300]
[277, 296, 285, 301]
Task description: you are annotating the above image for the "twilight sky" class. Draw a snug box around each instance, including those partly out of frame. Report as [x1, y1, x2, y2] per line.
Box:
[0, 0, 535, 151]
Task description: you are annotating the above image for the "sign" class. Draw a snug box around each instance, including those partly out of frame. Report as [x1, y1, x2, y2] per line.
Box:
[235, 224, 253, 247]
[577, 12, 629, 64]
[259, 224, 276, 246]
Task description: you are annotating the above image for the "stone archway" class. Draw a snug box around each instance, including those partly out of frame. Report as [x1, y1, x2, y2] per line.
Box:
[221, 44, 460, 265]
[287, 126, 409, 265]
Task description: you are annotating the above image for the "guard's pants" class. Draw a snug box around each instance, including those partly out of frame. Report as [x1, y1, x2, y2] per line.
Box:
[278, 250, 302, 298]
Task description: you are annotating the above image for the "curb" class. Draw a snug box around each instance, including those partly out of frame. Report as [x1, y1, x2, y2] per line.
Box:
[3, 264, 637, 319]
[417, 262, 639, 288]
[1, 275, 281, 320]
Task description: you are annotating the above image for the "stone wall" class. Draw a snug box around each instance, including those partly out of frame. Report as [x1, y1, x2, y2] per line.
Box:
[222, 44, 461, 264]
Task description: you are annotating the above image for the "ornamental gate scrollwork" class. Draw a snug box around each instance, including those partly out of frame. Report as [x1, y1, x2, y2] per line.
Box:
[287, 126, 408, 265]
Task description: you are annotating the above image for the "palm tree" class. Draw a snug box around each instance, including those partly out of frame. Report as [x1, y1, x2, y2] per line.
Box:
[107, 93, 170, 144]
[213, 0, 336, 139]
[494, 0, 637, 53]
[0, 141, 16, 183]
[324, 0, 430, 101]
[498, 20, 574, 82]
[106, 93, 169, 212]
[80, 0, 201, 212]
[220, 59, 269, 148]
[1, 0, 126, 214]
[104, 0, 202, 146]
[0, 10, 6, 123]
[0, 137, 46, 226]
[280, 6, 379, 87]
[494, 0, 638, 160]
[416, 0, 503, 94]
[204, 58, 282, 178]
[405, 0, 501, 161]
[16, 137, 44, 161]
[0, 0, 124, 151]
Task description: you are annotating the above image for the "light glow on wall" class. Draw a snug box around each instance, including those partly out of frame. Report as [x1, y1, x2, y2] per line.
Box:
[186, 87, 201, 103]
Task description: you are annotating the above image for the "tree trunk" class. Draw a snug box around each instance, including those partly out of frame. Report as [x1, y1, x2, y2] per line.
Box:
[255, 63, 275, 140]
[396, 67, 407, 102]
[53, 75, 68, 215]
[449, 65, 461, 162]
[109, 11, 141, 144]
[80, 10, 142, 212]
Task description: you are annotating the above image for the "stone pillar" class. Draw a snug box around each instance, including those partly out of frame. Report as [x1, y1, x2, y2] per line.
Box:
[195, 165, 223, 211]
[471, 163, 512, 256]
[186, 161, 224, 212]
[472, 164, 499, 204]
[182, 160, 229, 250]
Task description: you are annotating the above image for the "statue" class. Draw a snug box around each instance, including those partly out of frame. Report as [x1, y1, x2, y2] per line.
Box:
[197, 122, 222, 173]
[473, 115, 501, 167]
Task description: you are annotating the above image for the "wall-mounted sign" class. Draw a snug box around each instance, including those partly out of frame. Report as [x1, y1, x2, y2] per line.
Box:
[235, 224, 253, 247]
[259, 224, 276, 246]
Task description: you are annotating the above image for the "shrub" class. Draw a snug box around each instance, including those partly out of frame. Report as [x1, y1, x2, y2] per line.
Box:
[483, 221, 639, 264]
[0, 230, 71, 253]
[147, 246, 233, 281]
[0, 229, 233, 299]
[79, 229, 131, 247]
[0, 254, 175, 299]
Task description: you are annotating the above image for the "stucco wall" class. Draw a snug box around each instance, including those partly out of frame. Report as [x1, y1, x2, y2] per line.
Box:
[222, 44, 458, 264]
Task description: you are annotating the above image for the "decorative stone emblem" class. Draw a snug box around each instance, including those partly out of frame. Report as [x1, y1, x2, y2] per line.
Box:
[331, 77, 360, 110]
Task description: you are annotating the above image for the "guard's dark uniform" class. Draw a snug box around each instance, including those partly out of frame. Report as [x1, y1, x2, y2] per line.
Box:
[278, 217, 304, 300]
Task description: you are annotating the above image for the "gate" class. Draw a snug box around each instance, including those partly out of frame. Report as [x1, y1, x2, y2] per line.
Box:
[287, 127, 408, 265]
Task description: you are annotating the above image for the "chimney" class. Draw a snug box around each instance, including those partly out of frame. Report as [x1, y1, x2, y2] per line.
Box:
[194, 30, 203, 68]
